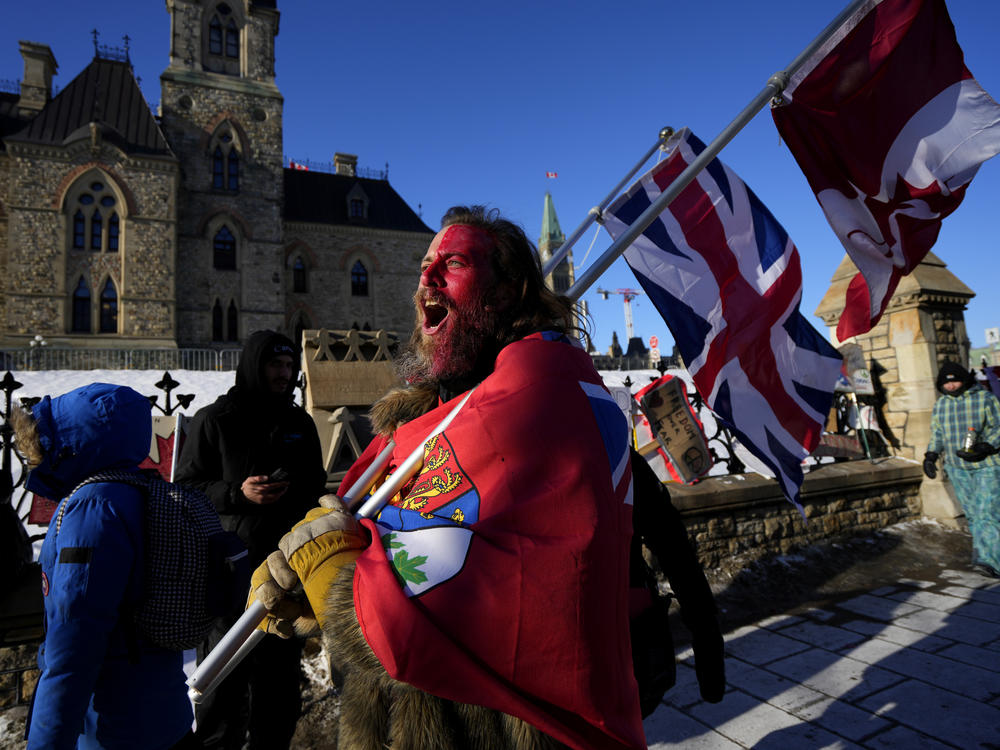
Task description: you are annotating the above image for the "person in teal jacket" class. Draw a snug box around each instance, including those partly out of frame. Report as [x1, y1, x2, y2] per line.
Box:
[13, 383, 194, 749]
[924, 361, 1000, 578]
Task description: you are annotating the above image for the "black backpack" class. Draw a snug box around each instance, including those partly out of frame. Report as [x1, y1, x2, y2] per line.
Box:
[63, 470, 250, 650]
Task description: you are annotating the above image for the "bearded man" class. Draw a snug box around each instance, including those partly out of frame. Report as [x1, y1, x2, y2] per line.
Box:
[251, 205, 646, 749]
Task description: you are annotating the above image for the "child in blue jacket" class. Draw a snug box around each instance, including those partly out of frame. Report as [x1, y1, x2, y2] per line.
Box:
[13, 383, 193, 749]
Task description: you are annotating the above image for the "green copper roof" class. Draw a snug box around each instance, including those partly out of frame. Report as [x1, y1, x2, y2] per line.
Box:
[538, 191, 565, 259]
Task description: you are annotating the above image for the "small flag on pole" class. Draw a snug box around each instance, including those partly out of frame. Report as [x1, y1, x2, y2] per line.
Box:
[289, 160, 309, 171]
[545, 171, 558, 178]
[772, 0, 1000, 341]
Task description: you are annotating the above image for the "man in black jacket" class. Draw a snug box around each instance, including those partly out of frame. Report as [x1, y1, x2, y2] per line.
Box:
[176, 329, 327, 749]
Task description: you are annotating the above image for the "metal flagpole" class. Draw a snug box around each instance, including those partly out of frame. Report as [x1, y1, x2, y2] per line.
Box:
[565, 0, 869, 303]
[187, 388, 477, 703]
[541, 127, 674, 278]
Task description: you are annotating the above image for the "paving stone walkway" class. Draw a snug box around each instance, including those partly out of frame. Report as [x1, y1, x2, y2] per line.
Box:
[643, 567, 1000, 749]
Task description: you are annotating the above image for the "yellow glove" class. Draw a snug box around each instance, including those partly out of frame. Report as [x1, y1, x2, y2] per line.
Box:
[248, 494, 368, 637]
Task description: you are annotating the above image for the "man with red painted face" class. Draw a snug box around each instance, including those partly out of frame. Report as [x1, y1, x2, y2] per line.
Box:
[249, 206, 647, 749]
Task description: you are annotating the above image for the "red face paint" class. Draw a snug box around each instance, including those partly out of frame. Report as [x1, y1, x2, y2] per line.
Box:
[414, 224, 498, 378]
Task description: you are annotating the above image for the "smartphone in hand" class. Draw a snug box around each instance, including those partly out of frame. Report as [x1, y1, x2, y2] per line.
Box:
[267, 468, 290, 483]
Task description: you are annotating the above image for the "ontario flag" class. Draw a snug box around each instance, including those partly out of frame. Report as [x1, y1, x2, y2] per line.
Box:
[604, 127, 842, 511]
[341, 333, 644, 750]
[772, 0, 1000, 341]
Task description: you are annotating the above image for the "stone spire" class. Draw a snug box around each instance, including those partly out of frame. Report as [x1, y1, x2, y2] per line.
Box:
[538, 192, 573, 294]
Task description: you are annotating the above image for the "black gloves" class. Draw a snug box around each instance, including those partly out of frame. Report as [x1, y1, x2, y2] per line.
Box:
[922, 452, 938, 479]
[956, 442, 997, 463]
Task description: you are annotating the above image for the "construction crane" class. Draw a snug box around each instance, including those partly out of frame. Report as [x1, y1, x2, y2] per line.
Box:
[596, 288, 644, 341]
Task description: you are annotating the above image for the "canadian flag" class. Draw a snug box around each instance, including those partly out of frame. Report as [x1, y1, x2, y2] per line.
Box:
[772, 0, 1000, 340]
[289, 160, 309, 171]
[545, 171, 558, 178]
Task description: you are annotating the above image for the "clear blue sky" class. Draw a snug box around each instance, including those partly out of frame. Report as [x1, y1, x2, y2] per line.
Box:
[4, 0, 998, 354]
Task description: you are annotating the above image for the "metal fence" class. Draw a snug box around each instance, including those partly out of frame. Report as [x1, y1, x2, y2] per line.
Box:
[0, 348, 243, 372]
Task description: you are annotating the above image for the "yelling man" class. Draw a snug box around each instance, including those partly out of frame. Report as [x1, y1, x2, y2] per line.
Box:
[250, 206, 647, 749]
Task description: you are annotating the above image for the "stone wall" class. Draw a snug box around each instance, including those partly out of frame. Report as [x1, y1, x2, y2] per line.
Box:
[283, 223, 429, 339]
[0, 142, 179, 348]
[668, 458, 924, 570]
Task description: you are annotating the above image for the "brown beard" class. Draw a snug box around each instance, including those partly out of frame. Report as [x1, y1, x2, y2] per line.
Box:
[397, 290, 505, 385]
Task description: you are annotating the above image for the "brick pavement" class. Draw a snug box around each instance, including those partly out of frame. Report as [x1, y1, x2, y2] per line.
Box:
[644, 568, 1000, 748]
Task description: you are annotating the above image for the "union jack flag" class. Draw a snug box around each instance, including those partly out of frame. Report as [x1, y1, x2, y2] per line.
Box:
[604, 128, 842, 510]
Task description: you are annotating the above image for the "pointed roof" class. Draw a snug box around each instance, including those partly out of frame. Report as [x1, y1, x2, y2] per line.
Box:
[5, 56, 172, 157]
[538, 191, 565, 260]
[283, 169, 433, 233]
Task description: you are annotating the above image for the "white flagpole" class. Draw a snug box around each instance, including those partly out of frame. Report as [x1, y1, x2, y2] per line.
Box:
[541, 127, 674, 278]
[187, 388, 476, 703]
[566, 0, 869, 303]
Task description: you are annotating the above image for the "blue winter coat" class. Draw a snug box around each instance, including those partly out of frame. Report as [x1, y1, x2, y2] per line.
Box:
[26, 383, 193, 750]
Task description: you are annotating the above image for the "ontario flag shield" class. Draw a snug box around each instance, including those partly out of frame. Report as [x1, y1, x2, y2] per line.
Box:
[604, 127, 842, 511]
[772, 0, 1000, 340]
[341, 333, 644, 750]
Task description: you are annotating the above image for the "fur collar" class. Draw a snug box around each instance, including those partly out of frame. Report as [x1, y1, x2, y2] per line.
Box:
[368, 382, 440, 437]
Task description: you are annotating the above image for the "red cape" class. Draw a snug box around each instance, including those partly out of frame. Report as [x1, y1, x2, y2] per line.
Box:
[340, 333, 644, 749]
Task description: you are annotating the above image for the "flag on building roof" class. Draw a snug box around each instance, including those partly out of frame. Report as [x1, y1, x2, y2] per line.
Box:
[603, 127, 842, 511]
[289, 159, 309, 171]
[772, 0, 1000, 341]
[545, 171, 558, 178]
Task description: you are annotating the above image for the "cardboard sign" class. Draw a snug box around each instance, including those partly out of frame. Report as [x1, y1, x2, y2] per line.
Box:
[635, 375, 711, 484]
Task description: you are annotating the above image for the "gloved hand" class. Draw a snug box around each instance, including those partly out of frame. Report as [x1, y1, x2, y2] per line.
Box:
[922, 452, 938, 479]
[248, 494, 369, 638]
[956, 442, 997, 463]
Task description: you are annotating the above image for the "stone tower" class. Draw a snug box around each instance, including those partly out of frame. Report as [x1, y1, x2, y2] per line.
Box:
[159, 0, 285, 346]
[538, 192, 573, 294]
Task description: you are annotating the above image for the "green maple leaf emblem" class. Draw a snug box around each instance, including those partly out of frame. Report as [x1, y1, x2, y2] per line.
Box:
[391, 549, 429, 586]
[381, 532, 429, 586]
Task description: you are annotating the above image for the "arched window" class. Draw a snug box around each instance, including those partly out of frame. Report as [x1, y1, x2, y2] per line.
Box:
[99, 279, 118, 333]
[90, 209, 103, 250]
[72, 278, 91, 333]
[225, 18, 239, 58]
[67, 178, 121, 254]
[212, 299, 224, 341]
[205, 3, 240, 75]
[227, 300, 239, 342]
[209, 15, 223, 55]
[73, 210, 85, 249]
[351, 260, 368, 296]
[108, 213, 119, 252]
[214, 226, 236, 269]
[293, 257, 307, 293]
[210, 127, 240, 192]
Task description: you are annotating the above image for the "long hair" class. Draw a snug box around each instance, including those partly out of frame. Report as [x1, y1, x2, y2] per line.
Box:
[439, 205, 585, 349]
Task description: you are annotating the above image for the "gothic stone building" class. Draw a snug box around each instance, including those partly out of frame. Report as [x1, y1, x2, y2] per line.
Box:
[0, 0, 433, 352]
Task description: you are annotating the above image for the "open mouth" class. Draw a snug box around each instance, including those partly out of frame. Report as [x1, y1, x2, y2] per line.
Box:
[421, 297, 450, 333]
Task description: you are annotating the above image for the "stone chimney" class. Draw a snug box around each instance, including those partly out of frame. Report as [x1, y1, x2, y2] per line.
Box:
[333, 153, 357, 177]
[18, 41, 58, 117]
